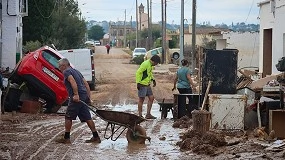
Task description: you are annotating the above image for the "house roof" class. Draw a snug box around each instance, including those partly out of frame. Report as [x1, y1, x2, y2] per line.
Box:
[258, 0, 271, 7]
[194, 27, 230, 34]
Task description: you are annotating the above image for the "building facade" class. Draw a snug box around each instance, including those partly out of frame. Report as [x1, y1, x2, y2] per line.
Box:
[109, 23, 136, 47]
[258, 0, 285, 76]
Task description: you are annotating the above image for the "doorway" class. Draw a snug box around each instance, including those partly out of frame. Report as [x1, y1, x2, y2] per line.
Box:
[263, 29, 272, 77]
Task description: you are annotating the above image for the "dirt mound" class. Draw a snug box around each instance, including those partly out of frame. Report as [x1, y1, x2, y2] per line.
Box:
[177, 130, 227, 155]
[172, 116, 193, 129]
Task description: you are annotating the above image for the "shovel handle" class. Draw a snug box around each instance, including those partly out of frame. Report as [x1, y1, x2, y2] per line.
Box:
[201, 81, 212, 110]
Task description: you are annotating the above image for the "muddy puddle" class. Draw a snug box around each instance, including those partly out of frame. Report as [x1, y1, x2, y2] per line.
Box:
[77, 103, 189, 160]
[1, 103, 281, 159]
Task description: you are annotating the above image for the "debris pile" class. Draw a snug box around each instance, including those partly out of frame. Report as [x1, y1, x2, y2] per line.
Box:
[177, 130, 227, 155]
[172, 116, 193, 129]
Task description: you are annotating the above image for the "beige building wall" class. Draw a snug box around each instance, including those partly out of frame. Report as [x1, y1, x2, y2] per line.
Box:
[223, 31, 259, 70]
[184, 34, 213, 46]
[139, 13, 149, 30]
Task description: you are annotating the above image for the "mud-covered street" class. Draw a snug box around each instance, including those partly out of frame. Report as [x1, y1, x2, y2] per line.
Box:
[1, 46, 285, 160]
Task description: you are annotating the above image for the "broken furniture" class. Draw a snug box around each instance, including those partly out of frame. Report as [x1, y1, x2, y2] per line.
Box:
[202, 49, 238, 95]
[262, 85, 284, 108]
[208, 94, 247, 130]
[269, 110, 285, 138]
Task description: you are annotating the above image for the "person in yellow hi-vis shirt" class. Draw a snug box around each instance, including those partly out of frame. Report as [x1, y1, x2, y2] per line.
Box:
[136, 55, 161, 119]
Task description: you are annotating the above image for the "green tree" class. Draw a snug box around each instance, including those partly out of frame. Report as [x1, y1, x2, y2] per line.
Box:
[23, 40, 42, 53]
[50, 2, 86, 49]
[23, 0, 86, 50]
[88, 25, 105, 41]
[140, 26, 161, 39]
[169, 35, 179, 48]
[23, 0, 55, 43]
[201, 35, 216, 49]
[140, 25, 162, 49]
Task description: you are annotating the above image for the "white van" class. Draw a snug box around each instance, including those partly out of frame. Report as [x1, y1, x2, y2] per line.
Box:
[58, 49, 96, 90]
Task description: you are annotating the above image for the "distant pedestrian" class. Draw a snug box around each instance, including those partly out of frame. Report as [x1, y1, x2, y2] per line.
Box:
[56, 58, 101, 144]
[105, 44, 111, 54]
[136, 55, 161, 119]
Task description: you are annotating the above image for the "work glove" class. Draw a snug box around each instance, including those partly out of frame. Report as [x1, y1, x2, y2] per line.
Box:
[137, 83, 143, 90]
[153, 80, 156, 87]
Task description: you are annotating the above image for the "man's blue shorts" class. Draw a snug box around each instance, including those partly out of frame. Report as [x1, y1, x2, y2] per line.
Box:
[138, 85, 153, 98]
[65, 97, 92, 122]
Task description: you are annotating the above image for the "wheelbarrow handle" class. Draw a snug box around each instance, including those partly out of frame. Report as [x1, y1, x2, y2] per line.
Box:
[78, 100, 98, 114]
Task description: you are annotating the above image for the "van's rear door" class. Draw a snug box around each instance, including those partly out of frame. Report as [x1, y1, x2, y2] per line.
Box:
[58, 49, 95, 90]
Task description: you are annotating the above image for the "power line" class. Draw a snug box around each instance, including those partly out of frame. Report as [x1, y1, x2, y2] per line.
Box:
[245, 0, 255, 23]
[250, 32, 258, 66]
[33, 0, 57, 19]
[126, 0, 136, 17]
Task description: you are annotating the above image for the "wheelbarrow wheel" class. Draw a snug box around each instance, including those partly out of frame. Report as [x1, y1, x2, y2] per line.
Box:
[126, 125, 146, 144]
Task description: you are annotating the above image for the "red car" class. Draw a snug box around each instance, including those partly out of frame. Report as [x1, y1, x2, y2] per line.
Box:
[9, 46, 68, 112]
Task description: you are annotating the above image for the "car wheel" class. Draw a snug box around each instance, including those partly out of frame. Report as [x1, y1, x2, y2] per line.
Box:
[172, 52, 180, 60]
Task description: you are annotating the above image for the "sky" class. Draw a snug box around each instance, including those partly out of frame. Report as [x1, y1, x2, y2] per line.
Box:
[77, 0, 263, 25]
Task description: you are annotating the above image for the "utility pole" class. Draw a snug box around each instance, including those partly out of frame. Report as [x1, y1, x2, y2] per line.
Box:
[162, 0, 167, 64]
[161, 0, 165, 64]
[139, 10, 142, 47]
[192, 0, 197, 70]
[150, 0, 153, 49]
[130, 16, 132, 48]
[180, 0, 184, 66]
[136, 0, 138, 47]
[147, 0, 150, 50]
[124, 9, 127, 48]
[116, 21, 119, 47]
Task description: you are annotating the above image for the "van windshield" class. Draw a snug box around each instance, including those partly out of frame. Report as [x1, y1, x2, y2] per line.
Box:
[135, 48, 146, 52]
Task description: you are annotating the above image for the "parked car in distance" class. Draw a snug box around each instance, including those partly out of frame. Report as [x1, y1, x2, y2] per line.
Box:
[9, 46, 68, 112]
[132, 48, 147, 59]
[58, 49, 96, 90]
[144, 47, 180, 63]
[94, 40, 101, 46]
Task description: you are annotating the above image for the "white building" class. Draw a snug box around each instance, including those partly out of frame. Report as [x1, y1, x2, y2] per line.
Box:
[222, 31, 259, 70]
[258, 0, 285, 76]
[0, 0, 27, 70]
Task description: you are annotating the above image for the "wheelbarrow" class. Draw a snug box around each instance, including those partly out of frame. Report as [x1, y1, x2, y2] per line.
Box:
[157, 98, 174, 119]
[80, 101, 151, 144]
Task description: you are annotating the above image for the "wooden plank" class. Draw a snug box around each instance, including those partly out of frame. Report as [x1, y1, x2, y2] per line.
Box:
[269, 110, 285, 138]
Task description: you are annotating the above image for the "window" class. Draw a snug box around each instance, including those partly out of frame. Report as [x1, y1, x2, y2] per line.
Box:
[20, 0, 28, 17]
[42, 50, 61, 68]
[151, 49, 158, 56]
[135, 48, 146, 52]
